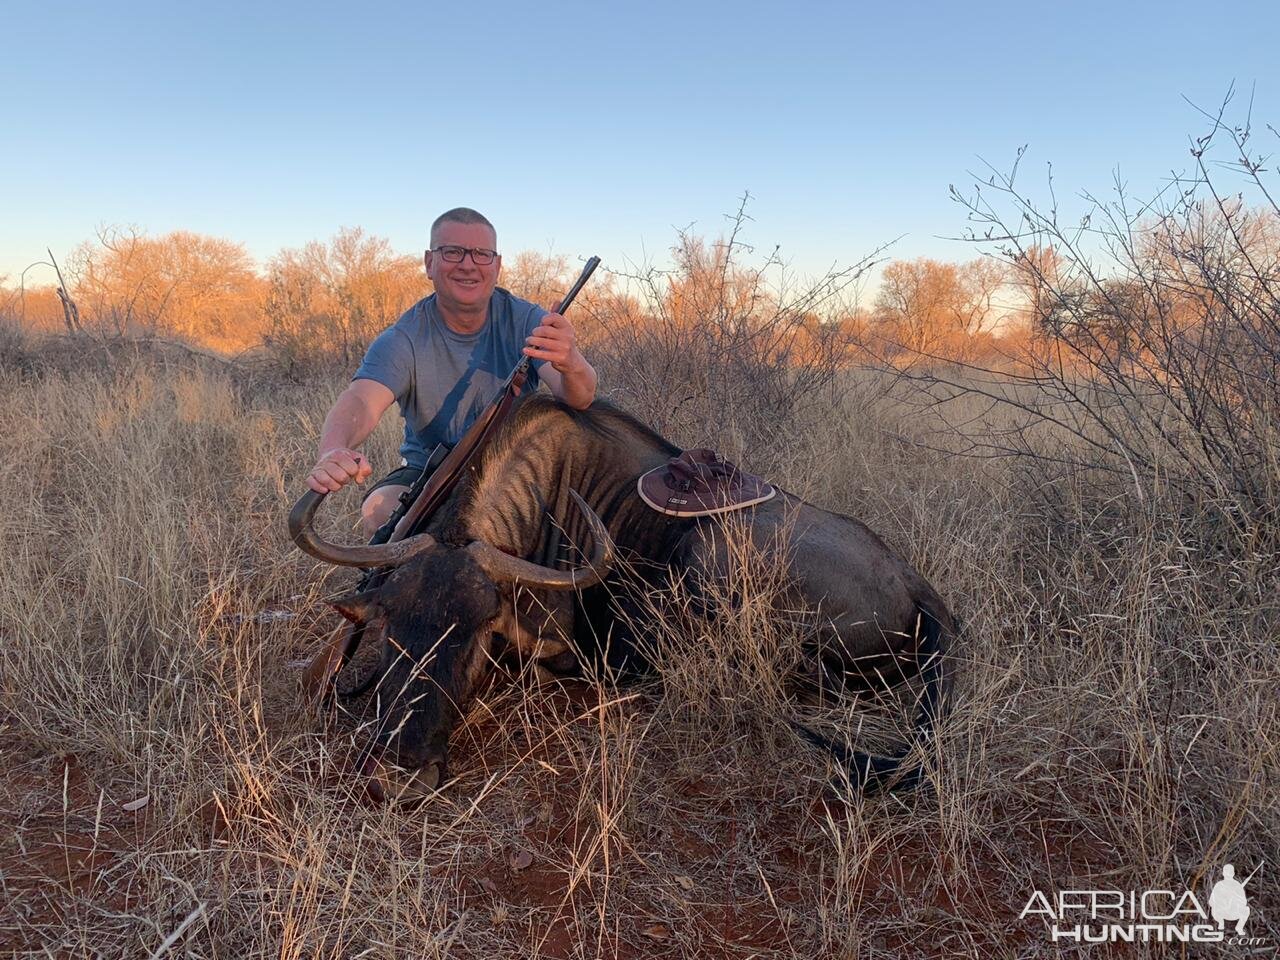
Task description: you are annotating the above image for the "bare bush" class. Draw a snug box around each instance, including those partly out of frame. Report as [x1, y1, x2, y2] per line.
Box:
[588, 195, 880, 466]
[0, 277, 71, 335]
[872, 256, 1008, 362]
[64, 227, 263, 350]
[262, 227, 425, 375]
[930, 94, 1280, 541]
[500, 250, 573, 309]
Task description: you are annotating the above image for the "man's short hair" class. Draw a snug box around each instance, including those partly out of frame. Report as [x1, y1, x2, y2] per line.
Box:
[430, 208, 496, 247]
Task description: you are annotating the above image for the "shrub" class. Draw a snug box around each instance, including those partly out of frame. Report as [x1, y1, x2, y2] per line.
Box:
[588, 196, 880, 465]
[934, 97, 1280, 543]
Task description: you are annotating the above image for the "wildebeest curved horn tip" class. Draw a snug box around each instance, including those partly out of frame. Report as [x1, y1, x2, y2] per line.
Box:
[329, 589, 379, 624]
[288, 487, 439, 568]
[467, 488, 615, 590]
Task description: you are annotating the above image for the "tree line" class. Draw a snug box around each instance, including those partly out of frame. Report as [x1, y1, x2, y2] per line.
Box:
[3, 205, 1276, 380]
[0, 223, 1051, 367]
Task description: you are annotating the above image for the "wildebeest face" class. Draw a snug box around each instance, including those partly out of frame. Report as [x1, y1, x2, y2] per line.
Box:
[332, 544, 501, 803]
[291, 485, 615, 804]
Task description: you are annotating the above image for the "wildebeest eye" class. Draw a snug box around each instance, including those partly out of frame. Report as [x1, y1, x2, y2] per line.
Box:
[329, 590, 381, 625]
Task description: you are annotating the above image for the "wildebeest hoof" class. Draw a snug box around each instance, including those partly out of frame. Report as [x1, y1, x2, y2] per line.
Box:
[362, 756, 447, 806]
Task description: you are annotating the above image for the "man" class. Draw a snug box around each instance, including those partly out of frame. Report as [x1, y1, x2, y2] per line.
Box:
[305, 208, 597, 537]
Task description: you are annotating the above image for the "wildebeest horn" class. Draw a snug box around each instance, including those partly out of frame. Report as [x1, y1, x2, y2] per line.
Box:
[466, 490, 615, 590]
[287, 489, 440, 568]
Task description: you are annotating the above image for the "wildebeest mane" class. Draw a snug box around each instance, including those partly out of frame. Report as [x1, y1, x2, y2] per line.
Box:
[432, 393, 680, 548]
[485, 393, 681, 463]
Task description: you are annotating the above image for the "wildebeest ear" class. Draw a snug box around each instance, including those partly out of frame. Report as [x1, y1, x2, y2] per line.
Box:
[329, 590, 381, 624]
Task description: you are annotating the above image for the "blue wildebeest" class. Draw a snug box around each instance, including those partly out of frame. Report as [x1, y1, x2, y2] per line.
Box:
[289, 395, 955, 802]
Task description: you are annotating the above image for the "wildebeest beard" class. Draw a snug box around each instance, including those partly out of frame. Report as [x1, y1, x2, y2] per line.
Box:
[336, 545, 501, 789]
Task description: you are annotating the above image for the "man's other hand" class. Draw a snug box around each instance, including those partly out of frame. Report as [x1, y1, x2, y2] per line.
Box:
[524, 312, 582, 373]
[307, 447, 373, 494]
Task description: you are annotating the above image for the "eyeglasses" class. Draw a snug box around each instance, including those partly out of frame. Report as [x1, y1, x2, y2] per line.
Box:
[431, 245, 499, 266]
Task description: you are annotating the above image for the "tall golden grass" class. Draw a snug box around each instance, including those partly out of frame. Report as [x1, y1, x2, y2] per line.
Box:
[3, 133, 1279, 953]
[0, 323, 1273, 955]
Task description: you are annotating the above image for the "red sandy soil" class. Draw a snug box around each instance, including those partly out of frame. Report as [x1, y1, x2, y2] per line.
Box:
[1, 687, 1131, 959]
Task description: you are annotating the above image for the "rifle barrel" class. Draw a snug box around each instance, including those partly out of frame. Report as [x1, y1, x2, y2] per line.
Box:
[554, 256, 601, 315]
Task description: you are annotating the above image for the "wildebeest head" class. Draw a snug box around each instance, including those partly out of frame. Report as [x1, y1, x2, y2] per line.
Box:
[289, 489, 613, 804]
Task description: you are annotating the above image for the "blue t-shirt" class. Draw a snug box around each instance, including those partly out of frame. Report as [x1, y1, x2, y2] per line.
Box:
[354, 288, 546, 469]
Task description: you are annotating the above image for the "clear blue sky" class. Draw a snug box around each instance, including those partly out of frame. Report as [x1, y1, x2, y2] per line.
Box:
[3, 0, 1277, 289]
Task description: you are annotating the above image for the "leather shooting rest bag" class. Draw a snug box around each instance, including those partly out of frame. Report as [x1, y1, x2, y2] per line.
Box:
[637, 448, 776, 517]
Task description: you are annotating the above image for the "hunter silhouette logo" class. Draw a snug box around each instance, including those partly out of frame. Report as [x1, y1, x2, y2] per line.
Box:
[1209, 864, 1251, 935]
[1020, 861, 1267, 946]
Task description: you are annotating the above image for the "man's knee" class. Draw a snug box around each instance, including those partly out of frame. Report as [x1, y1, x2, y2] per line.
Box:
[360, 485, 407, 538]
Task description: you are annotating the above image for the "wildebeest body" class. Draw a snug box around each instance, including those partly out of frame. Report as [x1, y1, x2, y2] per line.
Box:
[292, 394, 956, 800]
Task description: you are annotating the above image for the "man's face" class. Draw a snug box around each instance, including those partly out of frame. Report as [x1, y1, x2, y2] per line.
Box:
[425, 221, 501, 312]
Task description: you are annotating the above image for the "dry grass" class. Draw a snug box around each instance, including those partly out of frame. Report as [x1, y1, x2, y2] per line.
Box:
[0, 336, 1276, 958]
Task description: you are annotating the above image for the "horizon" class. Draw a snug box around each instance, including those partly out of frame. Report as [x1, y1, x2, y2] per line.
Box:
[4, 1, 1278, 292]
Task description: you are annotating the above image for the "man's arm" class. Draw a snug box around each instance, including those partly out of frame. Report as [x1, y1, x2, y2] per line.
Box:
[524, 311, 597, 409]
[306, 379, 397, 493]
